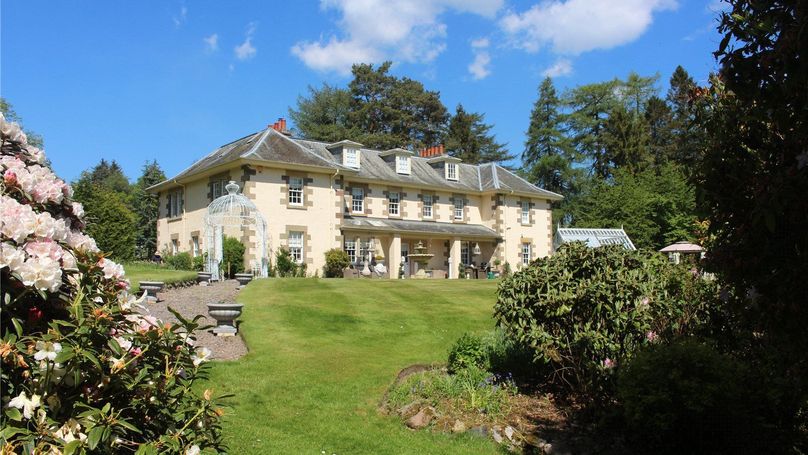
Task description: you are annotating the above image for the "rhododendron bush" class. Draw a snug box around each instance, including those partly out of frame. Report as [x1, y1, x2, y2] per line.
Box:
[0, 114, 225, 454]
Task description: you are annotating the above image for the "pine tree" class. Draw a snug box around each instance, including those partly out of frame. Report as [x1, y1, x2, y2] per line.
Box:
[72, 160, 137, 261]
[132, 161, 166, 259]
[667, 66, 705, 169]
[523, 78, 578, 194]
[288, 83, 355, 143]
[444, 104, 511, 164]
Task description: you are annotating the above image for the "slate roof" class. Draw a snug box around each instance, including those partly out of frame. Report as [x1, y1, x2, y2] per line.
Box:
[554, 228, 636, 251]
[342, 217, 499, 239]
[152, 126, 563, 200]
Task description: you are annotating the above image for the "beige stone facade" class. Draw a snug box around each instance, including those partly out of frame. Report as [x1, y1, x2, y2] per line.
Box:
[151, 125, 562, 278]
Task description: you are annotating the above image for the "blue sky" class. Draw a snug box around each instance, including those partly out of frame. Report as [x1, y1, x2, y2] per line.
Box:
[2, 0, 725, 183]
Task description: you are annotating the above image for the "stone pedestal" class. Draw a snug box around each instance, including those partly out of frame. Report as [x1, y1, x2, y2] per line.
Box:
[139, 281, 165, 304]
[207, 302, 244, 336]
[197, 271, 212, 285]
[234, 273, 253, 289]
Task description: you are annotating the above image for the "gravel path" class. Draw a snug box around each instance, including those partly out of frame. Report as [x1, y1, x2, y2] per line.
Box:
[143, 280, 248, 361]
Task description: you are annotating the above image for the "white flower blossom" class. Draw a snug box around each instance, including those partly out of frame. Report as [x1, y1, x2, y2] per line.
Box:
[99, 258, 125, 280]
[16, 256, 62, 292]
[186, 445, 201, 455]
[192, 347, 212, 366]
[53, 419, 87, 443]
[8, 391, 41, 419]
[34, 340, 62, 361]
[0, 242, 26, 270]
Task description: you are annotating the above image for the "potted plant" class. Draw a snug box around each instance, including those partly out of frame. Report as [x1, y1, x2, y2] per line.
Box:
[493, 259, 502, 278]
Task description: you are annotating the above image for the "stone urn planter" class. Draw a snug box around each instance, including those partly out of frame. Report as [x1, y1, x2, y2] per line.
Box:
[207, 302, 244, 336]
[234, 273, 253, 289]
[197, 271, 212, 285]
[139, 281, 165, 304]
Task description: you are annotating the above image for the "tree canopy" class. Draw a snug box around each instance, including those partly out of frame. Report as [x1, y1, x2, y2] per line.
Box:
[444, 104, 511, 164]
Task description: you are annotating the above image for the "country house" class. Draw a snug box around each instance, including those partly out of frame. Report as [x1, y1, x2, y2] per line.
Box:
[148, 119, 562, 278]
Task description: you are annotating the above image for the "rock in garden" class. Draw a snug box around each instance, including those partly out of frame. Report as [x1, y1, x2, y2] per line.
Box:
[468, 425, 489, 438]
[406, 406, 436, 429]
[451, 420, 466, 433]
[504, 425, 515, 442]
[492, 428, 504, 444]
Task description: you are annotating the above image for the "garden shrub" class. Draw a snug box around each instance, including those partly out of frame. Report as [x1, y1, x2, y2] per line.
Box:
[275, 247, 305, 277]
[323, 248, 349, 278]
[447, 333, 487, 373]
[221, 236, 245, 278]
[618, 340, 760, 454]
[164, 252, 193, 271]
[192, 253, 205, 271]
[493, 241, 715, 397]
[387, 365, 517, 418]
[0, 114, 224, 453]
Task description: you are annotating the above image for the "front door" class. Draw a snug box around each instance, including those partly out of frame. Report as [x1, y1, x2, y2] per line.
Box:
[401, 243, 410, 277]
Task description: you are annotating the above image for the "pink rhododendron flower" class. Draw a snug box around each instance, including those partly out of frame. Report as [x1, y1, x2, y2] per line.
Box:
[99, 258, 125, 280]
[25, 238, 63, 261]
[646, 331, 659, 342]
[0, 242, 26, 270]
[602, 358, 615, 369]
[4, 170, 17, 186]
[0, 196, 37, 242]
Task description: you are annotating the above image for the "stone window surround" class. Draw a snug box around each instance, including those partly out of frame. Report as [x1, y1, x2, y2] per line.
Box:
[520, 237, 534, 265]
[417, 192, 440, 221]
[519, 198, 536, 226]
[382, 187, 408, 218]
[450, 194, 469, 223]
[345, 182, 373, 216]
[280, 172, 315, 209]
[279, 225, 313, 266]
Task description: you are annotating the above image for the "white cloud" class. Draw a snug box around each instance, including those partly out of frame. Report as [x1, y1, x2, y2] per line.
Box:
[542, 58, 572, 77]
[501, 0, 677, 55]
[173, 5, 187, 28]
[234, 22, 257, 61]
[468, 51, 492, 80]
[471, 37, 490, 49]
[203, 33, 218, 52]
[467, 36, 491, 80]
[291, 0, 504, 74]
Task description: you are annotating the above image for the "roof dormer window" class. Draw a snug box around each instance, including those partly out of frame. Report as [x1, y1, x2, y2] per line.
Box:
[396, 154, 410, 174]
[446, 162, 458, 181]
[344, 148, 360, 168]
[326, 140, 364, 170]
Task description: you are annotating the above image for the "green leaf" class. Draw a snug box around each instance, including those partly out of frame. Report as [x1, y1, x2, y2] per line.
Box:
[63, 439, 83, 455]
[87, 426, 104, 450]
[107, 338, 122, 357]
[54, 348, 76, 364]
[10, 318, 23, 337]
[5, 407, 22, 421]
[135, 442, 158, 455]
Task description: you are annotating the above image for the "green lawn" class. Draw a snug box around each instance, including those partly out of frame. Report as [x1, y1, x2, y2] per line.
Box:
[206, 279, 502, 454]
[123, 262, 197, 292]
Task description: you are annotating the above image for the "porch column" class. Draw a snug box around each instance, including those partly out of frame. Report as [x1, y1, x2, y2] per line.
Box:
[449, 237, 462, 279]
[389, 234, 401, 279]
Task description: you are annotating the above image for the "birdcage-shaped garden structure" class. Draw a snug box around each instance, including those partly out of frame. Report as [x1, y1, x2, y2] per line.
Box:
[203, 181, 269, 280]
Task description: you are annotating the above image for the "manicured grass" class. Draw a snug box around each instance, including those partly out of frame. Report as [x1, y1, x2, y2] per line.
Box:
[123, 262, 197, 292]
[206, 278, 502, 454]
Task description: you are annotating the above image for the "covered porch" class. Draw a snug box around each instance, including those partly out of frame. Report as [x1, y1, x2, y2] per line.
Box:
[341, 218, 501, 279]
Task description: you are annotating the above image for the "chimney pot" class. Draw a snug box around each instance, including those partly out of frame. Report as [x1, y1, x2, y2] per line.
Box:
[280, 118, 287, 131]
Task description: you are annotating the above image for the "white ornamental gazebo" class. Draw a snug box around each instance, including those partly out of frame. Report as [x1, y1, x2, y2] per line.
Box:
[203, 181, 269, 280]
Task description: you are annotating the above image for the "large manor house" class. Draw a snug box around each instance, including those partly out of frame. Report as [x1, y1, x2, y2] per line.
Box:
[149, 119, 562, 278]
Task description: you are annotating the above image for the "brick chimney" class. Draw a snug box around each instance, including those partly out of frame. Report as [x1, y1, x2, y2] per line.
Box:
[270, 117, 291, 135]
[419, 144, 445, 158]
